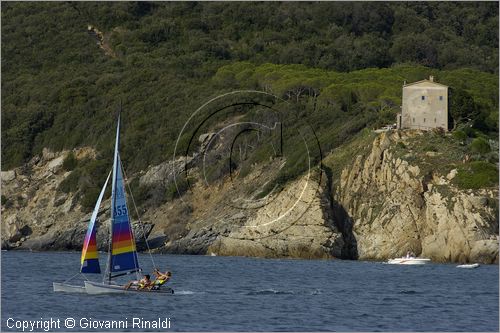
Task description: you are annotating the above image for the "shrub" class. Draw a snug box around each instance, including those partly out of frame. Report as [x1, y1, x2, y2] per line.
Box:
[452, 130, 467, 142]
[166, 176, 192, 201]
[129, 178, 150, 208]
[80, 186, 100, 212]
[396, 141, 406, 149]
[1, 195, 12, 208]
[455, 161, 498, 189]
[422, 144, 438, 152]
[464, 127, 478, 138]
[62, 152, 77, 171]
[58, 169, 81, 193]
[469, 137, 491, 154]
[238, 163, 252, 179]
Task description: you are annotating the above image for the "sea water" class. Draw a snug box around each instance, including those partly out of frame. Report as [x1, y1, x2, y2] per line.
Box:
[1, 251, 498, 331]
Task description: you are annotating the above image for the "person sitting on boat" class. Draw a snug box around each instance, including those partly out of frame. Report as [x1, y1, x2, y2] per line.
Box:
[124, 274, 151, 290]
[147, 269, 172, 290]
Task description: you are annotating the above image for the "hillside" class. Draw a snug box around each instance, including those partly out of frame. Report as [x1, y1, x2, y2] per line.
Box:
[2, 1, 498, 172]
[1, 2, 498, 262]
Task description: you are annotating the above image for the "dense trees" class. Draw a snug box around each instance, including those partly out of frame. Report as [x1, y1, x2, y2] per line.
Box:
[1, 1, 498, 174]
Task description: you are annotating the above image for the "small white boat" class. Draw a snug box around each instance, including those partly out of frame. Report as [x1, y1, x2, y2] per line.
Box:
[387, 257, 431, 265]
[85, 281, 174, 295]
[456, 263, 480, 269]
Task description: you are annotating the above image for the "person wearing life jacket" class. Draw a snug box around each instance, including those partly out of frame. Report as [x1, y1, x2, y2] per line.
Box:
[124, 274, 151, 290]
[148, 269, 171, 290]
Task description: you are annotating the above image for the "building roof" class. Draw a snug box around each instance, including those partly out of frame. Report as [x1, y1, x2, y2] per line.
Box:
[403, 78, 448, 88]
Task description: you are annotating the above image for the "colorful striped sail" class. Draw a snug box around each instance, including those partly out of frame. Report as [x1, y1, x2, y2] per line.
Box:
[108, 114, 139, 274]
[80, 171, 111, 274]
[110, 156, 139, 272]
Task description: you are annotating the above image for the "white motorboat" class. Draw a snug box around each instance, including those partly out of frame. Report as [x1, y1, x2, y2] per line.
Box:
[456, 263, 480, 269]
[387, 257, 431, 265]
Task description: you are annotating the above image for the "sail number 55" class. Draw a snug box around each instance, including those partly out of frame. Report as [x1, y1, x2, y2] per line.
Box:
[114, 204, 128, 217]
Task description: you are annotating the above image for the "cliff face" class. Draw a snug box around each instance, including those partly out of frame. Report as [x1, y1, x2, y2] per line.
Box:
[2, 148, 89, 250]
[333, 131, 498, 263]
[2, 131, 498, 264]
[0, 148, 150, 252]
[208, 173, 345, 259]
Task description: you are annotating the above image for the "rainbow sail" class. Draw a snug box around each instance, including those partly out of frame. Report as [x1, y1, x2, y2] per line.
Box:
[81, 171, 111, 274]
[110, 156, 139, 272]
[108, 114, 140, 276]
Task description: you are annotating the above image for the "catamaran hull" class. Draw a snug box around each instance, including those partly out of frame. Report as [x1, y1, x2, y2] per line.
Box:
[53, 282, 86, 293]
[84, 281, 174, 295]
[387, 258, 431, 265]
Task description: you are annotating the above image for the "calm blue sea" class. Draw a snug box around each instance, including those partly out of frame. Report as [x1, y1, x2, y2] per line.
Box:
[1, 251, 498, 332]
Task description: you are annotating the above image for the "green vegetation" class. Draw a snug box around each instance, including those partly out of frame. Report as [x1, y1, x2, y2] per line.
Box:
[1, 2, 498, 205]
[392, 130, 466, 176]
[214, 62, 498, 134]
[322, 129, 377, 182]
[57, 156, 110, 211]
[58, 169, 82, 194]
[166, 175, 191, 201]
[62, 152, 78, 171]
[455, 161, 499, 189]
[470, 137, 491, 155]
[452, 130, 467, 142]
[0, 195, 11, 209]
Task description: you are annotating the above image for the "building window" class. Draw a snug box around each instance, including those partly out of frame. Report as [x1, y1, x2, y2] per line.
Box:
[421, 96, 425, 101]
[434, 118, 436, 123]
[439, 96, 443, 101]
[423, 118, 426, 123]
[413, 118, 415, 123]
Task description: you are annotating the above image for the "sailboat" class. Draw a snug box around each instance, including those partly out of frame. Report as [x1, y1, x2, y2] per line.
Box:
[53, 171, 111, 293]
[84, 114, 173, 294]
[54, 113, 173, 294]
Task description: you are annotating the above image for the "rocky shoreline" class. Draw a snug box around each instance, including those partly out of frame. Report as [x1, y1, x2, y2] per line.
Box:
[2, 131, 498, 264]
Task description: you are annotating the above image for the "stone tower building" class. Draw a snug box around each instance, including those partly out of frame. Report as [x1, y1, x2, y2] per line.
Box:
[397, 76, 448, 131]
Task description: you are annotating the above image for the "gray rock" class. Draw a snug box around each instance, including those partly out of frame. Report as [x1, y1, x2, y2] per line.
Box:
[46, 155, 65, 174]
[19, 230, 58, 251]
[1, 170, 16, 182]
[1, 239, 11, 250]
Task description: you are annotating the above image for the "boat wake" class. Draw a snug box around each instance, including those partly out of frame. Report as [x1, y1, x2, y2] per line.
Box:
[175, 290, 206, 295]
[246, 288, 322, 296]
[247, 289, 294, 295]
[399, 289, 419, 294]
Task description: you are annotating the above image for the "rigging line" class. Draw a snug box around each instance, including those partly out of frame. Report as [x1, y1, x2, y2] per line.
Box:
[121, 162, 157, 271]
[79, 273, 90, 281]
[62, 272, 82, 284]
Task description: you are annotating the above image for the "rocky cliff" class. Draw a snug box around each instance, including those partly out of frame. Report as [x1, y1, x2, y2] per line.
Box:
[329, 130, 498, 263]
[2, 130, 498, 263]
[0, 148, 151, 252]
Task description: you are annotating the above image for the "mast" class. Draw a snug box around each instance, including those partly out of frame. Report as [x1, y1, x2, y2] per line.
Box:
[107, 110, 121, 284]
